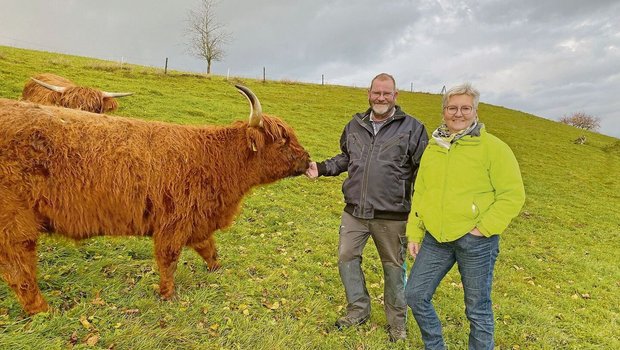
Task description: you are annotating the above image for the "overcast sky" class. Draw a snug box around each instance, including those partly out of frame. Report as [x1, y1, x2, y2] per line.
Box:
[2, 0, 619, 138]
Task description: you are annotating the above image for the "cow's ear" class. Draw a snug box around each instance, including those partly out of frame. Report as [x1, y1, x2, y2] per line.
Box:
[246, 128, 265, 153]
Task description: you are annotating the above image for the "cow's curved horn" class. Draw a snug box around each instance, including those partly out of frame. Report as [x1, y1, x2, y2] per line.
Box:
[235, 84, 263, 127]
[30, 77, 67, 93]
[102, 91, 134, 98]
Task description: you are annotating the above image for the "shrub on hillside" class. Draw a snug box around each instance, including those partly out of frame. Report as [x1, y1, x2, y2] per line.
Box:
[602, 140, 620, 155]
[559, 112, 600, 132]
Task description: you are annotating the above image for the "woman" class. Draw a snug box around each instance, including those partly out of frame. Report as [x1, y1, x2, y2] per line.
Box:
[405, 83, 525, 350]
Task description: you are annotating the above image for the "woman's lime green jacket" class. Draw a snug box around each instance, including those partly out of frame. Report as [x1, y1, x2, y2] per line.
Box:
[406, 126, 525, 243]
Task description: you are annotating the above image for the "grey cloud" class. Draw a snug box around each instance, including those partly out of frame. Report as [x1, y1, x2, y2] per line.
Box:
[1, 0, 618, 137]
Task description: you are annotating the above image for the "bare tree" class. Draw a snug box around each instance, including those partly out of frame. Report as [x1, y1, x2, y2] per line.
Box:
[559, 112, 601, 132]
[186, 0, 232, 75]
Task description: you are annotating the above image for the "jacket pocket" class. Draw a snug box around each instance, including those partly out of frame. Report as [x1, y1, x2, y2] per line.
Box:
[347, 133, 364, 162]
[473, 193, 494, 216]
[449, 195, 478, 221]
[377, 133, 408, 163]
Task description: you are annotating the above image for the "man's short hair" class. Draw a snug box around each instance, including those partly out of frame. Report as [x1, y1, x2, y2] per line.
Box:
[370, 73, 396, 90]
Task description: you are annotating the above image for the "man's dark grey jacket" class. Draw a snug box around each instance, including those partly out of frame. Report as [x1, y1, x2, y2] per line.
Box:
[317, 105, 428, 220]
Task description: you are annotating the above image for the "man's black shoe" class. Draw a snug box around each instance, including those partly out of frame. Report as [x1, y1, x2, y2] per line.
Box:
[334, 314, 369, 330]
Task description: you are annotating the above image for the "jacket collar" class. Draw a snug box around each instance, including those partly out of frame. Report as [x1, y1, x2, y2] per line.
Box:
[430, 124, 486, 149]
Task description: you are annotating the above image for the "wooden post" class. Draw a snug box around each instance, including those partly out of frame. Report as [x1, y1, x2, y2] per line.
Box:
[164, 57, 168, 75]
[322, 74, 324, 86]
[263, 67, 266, 83]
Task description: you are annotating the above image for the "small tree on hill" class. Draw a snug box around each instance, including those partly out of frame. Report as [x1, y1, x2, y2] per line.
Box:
[186, 0, 232, 75]
[559, 112, 601, 132]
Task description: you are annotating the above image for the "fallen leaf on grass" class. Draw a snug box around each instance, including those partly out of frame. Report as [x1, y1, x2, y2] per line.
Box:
[263, 301, 280, 310]
[84, 334, 100, 346]
[91, 291, 105, 306]
[123, 309, 140, 315]
[69, 331, 79, 346]
[79, 315, 92, 330]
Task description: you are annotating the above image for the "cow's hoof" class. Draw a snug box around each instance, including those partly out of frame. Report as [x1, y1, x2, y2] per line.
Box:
[207, 261, 221, 272]
[159, 285, 175, 300]
[25, 301, 49, 315]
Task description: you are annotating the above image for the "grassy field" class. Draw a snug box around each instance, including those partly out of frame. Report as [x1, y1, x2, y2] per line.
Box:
[0, 45, 619, 349]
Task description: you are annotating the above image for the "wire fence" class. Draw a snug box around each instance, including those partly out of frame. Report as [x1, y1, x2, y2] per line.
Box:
[1, 35, 446, 94]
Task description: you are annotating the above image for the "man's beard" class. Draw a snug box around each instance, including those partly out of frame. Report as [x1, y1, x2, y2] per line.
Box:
[372, 103, 391, 117]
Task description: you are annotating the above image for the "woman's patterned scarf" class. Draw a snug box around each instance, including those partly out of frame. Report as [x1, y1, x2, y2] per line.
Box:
[432, 119, 479, 149]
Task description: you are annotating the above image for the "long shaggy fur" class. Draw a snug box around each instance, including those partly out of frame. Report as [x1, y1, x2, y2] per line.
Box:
[21, 73, 120, 113]
[0, 98, 309, 314]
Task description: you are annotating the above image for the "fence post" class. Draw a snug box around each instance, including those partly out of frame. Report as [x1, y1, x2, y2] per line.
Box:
[263, 67, 266, 83]
[164, 57, 168, 75]
[322, 74, 324, 86]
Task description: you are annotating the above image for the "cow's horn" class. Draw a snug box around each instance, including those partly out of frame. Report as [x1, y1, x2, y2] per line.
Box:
[30, 77, 67, 93]
[102, 91, 134, 98]
[235, 84, 263, 127]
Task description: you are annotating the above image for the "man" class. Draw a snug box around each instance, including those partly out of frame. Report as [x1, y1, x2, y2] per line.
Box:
[306, 73, 428, 342]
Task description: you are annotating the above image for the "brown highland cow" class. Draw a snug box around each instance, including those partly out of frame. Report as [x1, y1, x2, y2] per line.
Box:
[0, 85, 309, 314]
[21, 73, 132, 113]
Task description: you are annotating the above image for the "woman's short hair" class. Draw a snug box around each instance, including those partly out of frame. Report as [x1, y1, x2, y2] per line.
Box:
[443, 83, 480, 109]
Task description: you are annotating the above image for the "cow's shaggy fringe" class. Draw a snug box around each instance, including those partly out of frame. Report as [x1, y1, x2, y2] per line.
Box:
[21, 73, 120, 113]
[0, 98, 309, 314]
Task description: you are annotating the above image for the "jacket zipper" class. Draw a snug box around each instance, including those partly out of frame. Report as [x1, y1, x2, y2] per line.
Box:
[440, 145, 451, 240]
[360, 135, 375, 215]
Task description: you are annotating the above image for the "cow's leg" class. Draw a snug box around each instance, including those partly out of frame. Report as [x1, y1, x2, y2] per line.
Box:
[190, 235, 220, 271]
[153, 234, 183, 300]
[0, 199, 47, 314]
[0, 239, 48, 314]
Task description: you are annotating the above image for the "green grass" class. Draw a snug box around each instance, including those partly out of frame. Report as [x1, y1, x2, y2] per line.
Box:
[1, 45, 619, 349]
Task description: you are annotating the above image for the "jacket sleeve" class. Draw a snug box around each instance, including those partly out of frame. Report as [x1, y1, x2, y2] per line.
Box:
[408, 122, 429, 182]
[477, 142, 526, 236]
[406, 165, 427, 243]
[317, 126, 350, 177]
[405, 122, 429, 243]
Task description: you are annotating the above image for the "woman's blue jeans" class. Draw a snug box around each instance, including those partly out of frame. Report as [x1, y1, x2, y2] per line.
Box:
[405, 232, 499, 350]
